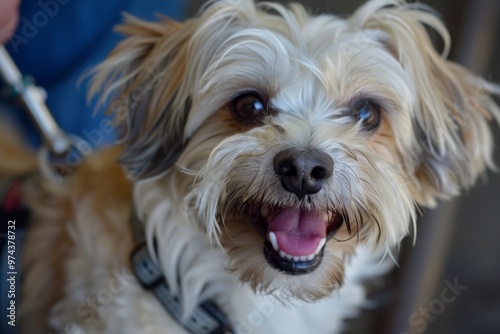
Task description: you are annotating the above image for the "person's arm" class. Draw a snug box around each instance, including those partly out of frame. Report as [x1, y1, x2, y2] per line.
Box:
[0, 0, 20, 43]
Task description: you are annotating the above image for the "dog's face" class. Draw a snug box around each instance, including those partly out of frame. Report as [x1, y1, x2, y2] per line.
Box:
[91, 0, 499, 301]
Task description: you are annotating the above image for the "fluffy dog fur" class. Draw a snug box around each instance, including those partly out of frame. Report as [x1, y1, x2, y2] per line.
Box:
[3, 0, 499, 333]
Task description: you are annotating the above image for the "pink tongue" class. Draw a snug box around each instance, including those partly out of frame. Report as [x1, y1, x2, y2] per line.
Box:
[267, 207, 327, 256]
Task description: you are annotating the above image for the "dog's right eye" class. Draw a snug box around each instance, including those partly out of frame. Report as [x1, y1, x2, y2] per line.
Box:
[351, 99, 382, 131]
[231, 92, 268, 124]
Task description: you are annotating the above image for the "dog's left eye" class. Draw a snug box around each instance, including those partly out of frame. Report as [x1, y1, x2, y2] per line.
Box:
[351, 100, 382, 131]
[231, 92, 268, 124]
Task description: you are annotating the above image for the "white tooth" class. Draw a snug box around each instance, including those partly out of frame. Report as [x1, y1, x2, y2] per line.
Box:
[315, 238, 326, 255]
[307, 253, 316, 261]
[286, 254, 293, 260]
[300, 255, 308, 261]
[279, 250, 286, 258]
[268, 232, 279, 251]
[293, 256, 300, 262]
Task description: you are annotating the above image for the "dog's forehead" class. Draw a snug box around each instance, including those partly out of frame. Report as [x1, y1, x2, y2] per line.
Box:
[268, 35, 407, 107]
[205, 19, 387, 74]
[186, 9, 415, 134]
[196, 24, 409, 113]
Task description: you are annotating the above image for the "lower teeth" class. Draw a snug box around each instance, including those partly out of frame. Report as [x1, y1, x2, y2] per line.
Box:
[275, 249, 317, 262]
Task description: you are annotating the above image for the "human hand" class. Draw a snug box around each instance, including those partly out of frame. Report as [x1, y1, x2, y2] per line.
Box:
[0, 0, 20, 43]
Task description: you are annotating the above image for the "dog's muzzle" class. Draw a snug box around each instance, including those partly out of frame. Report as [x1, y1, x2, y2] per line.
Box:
[247, 149, 342, 275]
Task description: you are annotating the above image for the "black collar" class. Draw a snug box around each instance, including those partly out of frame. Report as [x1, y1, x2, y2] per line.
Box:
[130, 206, 233, 334]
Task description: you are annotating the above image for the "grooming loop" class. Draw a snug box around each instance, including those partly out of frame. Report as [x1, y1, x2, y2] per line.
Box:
[0, 46, 90, 179]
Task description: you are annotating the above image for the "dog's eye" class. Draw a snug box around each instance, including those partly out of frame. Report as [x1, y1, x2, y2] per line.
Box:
[231, 92, 268, 124]
[351, 100, 381, 131]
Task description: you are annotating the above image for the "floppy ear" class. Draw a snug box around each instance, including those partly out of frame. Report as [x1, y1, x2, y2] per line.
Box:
[351, 0, 500, 206]
[89, 14, 198, 179]
[89, 0, 261, 179]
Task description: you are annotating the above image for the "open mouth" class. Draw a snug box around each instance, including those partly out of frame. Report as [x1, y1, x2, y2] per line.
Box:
[247, 205, 344, 275]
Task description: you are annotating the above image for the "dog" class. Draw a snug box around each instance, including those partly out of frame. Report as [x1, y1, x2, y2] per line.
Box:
[3, 0, 499, 333]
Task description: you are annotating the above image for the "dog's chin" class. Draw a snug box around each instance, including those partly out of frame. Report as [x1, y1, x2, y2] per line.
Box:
[246, 204, 344, 275]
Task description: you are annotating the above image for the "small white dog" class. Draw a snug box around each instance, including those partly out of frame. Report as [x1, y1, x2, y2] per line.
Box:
[5, 0, 499, 333]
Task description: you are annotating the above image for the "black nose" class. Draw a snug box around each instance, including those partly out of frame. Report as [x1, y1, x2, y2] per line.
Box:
[274, 149, 333, 198]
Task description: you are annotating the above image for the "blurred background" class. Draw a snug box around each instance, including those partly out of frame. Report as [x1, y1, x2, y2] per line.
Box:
[2, 0, 499, 333]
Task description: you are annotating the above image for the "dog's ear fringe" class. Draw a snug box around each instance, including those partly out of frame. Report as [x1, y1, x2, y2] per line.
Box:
[87, 14, 197, 179]
[87, 1, 260, 179]
[353, 0, 500, 206]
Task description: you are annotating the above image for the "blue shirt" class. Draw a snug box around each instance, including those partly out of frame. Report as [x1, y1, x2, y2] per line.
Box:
[4, 0, 188, 147]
